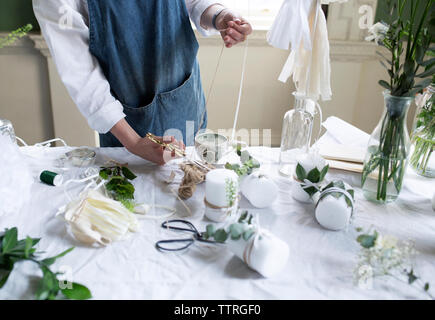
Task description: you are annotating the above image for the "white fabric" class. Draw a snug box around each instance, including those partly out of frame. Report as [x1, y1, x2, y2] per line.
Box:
[267, 0, 348, 101]
[1, 123, 435, 299]
[32, 0, 218, 134]
[0, 136, 33, 218]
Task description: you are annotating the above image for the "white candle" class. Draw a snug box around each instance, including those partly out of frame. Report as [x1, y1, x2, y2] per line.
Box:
[315, 196, 352, 231]
[205, 169, 239, 208]
[296, 152, 326, 173]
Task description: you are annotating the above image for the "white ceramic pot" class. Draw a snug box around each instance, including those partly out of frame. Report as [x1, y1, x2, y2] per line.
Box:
[315, 182, 354, 231]
[226, 231, 289, 278]
[291, 182, 313, 203]
[241, 172, 278, 208]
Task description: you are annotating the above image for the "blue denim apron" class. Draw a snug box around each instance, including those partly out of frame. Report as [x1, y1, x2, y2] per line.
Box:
[87, 0, 207, 147]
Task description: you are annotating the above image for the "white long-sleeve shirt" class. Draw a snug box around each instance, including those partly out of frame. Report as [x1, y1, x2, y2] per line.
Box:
[33, 0, 219, 134]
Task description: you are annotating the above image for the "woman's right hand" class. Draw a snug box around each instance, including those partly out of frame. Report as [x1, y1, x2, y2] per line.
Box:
[127, 135, 185, 166]
[110, 119, 184, 165]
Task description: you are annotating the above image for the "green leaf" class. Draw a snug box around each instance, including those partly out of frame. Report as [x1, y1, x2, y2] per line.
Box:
[229, 224, 243, 240]
[41, 247, 74, 266]
[61, 282, 92, 300]
[2, 228, 18, 254]
[121, 167, 137, 180]
[379, 80, 391, 90]
[99, 170, 109, 180]
[243, 229, 255, 241]
[213, 229, 228, 243]
[36, 266, 59, 300]
[307, 168, 321, 183]
[424, 283, 430, 291]
[295, 164, 307, 181]
[24, 236, 33, 258]
[238, 211, 248, 223]
[0, 271, 12, 289]
[357, 233, 378, 249]
[205, 224, 215, 239]
[407, 269, 418, 284]
[319, 165, 329, 181]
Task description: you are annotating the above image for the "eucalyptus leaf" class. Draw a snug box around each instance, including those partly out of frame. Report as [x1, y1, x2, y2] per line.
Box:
[243, 229, 255, 241]
[357, 232, 378, 249]
[213, 229, 228, 243]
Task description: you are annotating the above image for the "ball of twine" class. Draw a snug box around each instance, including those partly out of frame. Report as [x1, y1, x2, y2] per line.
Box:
[178, 163, 214, 200]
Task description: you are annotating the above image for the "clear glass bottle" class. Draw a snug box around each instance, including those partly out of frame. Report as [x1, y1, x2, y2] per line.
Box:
[410, 85, 435, 178]
[0, 119, 16, 143]
[279, 93, 315, 176]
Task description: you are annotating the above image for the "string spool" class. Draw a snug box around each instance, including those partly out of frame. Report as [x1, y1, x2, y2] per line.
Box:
[178, 162, 214, 200]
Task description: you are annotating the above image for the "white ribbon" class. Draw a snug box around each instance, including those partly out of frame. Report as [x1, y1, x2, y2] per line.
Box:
[318, 187, 355, 213]
[242, 215, 274, 267]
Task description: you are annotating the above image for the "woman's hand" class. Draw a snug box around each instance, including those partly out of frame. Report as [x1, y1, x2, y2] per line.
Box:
[127, 135, 185, 166]
[110, 119, 185, 165]
[215, 10, 252, 48]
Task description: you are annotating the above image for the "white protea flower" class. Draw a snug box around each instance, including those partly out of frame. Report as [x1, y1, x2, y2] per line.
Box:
[365, 22, 389, 45]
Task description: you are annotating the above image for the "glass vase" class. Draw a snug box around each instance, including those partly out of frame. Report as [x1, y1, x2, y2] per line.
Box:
[362, 91, 412, 204]
[409, 85, 435, 178]
[279, 92, 315, 176]
[0, 119, 16, 143]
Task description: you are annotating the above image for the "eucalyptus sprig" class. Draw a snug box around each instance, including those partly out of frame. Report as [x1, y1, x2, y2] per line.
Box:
[0, 227, 91, 300]
[225, 145, 260, 177]
[0, 24, 33, 49]
[99, 165, 137, 211]
[203, 211, 255, 243]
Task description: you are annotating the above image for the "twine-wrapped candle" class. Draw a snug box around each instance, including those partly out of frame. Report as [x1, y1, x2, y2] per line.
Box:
[205, 169, 239, 222]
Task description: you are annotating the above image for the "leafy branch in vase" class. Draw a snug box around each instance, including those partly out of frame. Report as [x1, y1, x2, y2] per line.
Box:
[363, 0, 434, 201]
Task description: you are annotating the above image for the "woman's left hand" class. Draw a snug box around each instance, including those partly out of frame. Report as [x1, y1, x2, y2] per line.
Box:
[215, 10, 252, 48]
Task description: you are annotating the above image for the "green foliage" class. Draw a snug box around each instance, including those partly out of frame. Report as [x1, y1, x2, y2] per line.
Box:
[410, 90, 435, 175]
[357, 231, 378, 249]
[0, 228, 91, 300]
[99, 165, 137, 211]
[225, 178, 237, 207]
[296, 163, 329, 197]
[225, 145, 260, 177]
[319, 180, 355, 208]
[203, 211, 255, 244]
[375, 0, 434, 97]
[0, 24, 32, 48]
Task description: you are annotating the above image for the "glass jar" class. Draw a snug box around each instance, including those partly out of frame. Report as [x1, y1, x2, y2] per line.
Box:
[362, 91, 412, 204]
[410, 85, 435, 178]
[0, 119, 16, 143]
[279, 92, 315, 176]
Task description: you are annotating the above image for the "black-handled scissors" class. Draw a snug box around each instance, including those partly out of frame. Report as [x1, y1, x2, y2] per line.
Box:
[155, 219, 217, 252]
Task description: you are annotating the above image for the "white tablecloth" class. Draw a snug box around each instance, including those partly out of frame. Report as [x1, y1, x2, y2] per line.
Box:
[1, 137, 434, 300]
